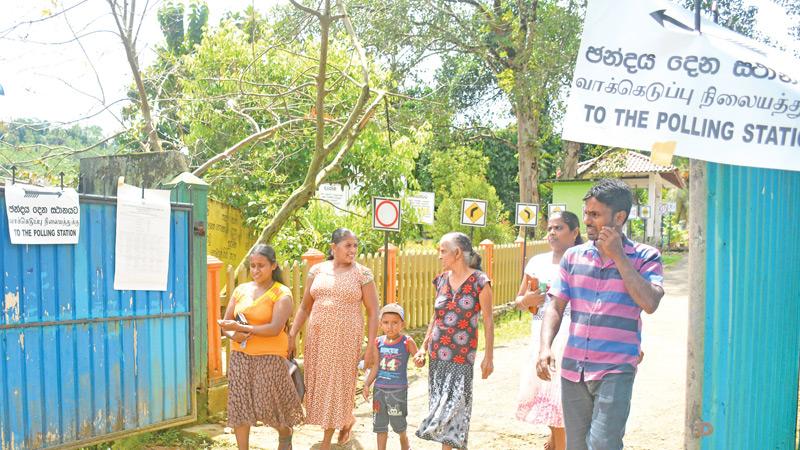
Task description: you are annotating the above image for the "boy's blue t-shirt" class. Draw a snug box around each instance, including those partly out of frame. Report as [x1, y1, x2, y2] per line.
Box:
[375, 335, 411, 389]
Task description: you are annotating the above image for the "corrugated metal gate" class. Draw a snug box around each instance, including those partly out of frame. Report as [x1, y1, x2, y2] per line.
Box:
[701, 163, 800, 449]
[0, 192, 195, 449]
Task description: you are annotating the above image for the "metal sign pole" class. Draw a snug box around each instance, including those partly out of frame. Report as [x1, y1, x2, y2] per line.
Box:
[469, 227, 474, 243]
[521, 226, 528, 280]
[383, 230, 389, 306]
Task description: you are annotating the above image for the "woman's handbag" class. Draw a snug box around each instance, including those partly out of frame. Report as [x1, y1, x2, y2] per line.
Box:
[286, 358, 305, 401]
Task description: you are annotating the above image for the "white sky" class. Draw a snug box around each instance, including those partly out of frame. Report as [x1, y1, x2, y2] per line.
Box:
[0, 0, 797, 134]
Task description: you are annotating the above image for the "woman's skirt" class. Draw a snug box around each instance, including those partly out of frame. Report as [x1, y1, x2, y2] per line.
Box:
[227, 351, 304, 428]
[415, 359, 474, 449]
[515, 310, 570, 428]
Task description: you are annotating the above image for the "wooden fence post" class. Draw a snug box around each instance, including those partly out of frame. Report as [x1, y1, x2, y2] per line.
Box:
[480, 239, 494, 280]
[301, 249, 326, 273]
[379, 244, 397, 304]
[206, 256, 224, 382]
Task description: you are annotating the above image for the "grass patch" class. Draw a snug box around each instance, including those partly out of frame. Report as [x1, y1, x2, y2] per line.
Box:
[479, 309, 532, 350]
[81, 428, 214, 450]
[662, 251, 685, 268]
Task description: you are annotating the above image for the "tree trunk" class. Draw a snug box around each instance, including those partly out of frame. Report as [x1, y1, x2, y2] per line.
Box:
[516, 94, 540, 235]
[561, 140, 581, 179]
[124, 42, 163, 153]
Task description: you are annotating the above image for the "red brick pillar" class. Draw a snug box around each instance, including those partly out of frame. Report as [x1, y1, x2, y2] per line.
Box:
[301, 248, 326, 275]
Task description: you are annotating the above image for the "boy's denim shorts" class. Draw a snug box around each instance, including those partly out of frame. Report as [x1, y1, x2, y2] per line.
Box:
[372, 386, 408, 433]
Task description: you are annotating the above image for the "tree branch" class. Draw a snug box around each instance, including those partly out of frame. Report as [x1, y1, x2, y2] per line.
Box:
[192, 118, 307, 177]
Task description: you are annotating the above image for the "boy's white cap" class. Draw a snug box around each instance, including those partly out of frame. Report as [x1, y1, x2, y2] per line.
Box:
[380, 303, 405, 321]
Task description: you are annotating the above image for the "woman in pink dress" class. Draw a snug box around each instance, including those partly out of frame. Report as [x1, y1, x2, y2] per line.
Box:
[514, 211, 582, 450]
[288, 228, 379, 450]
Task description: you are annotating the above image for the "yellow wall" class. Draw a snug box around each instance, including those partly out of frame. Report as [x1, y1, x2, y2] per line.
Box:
[207, 199, 256, 289]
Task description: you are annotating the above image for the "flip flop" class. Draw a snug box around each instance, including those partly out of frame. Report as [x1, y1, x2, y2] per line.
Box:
[337, 424, 353, 445]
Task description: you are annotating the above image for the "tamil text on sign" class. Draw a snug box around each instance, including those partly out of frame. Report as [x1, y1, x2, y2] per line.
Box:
[562, 0, 800, 171]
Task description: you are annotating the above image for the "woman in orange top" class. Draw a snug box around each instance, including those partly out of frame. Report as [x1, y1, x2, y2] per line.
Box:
[218, 244, 303, 450]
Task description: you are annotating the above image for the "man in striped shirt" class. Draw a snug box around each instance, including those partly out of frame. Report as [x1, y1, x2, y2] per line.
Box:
[537, 179, 664, 450]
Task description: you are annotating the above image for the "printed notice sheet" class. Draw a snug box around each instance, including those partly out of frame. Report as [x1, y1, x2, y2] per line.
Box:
[114, 183, 172, 291]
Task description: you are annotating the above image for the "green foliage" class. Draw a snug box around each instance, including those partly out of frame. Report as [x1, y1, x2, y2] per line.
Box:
[662, 213, 689, 250]
[271, 200, 422, 261]
[82, 428, 213, 450]
[0, 119, 115, 184]
[157, 2, 185, 54]
[430, 175, 515, 244]
[678, 0, 757, 37]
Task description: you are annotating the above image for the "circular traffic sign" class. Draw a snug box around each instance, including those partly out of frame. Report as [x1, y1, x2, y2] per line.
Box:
[375, 199, 400, 228]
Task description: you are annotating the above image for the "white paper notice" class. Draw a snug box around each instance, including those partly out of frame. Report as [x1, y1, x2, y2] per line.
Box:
[114, 183, 172, 291]
[4, 181, 80, 245]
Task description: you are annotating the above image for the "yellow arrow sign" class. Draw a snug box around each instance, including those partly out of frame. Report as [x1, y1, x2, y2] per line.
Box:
[519, 207, 534, 224]
[466, 202, 484, 223]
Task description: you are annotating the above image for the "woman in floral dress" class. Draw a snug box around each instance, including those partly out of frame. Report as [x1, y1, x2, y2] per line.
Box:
[414, 232, 494, 450]
[288, 228, 379, 450]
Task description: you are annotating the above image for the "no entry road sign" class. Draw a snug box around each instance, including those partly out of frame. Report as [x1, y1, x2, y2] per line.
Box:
[372, 197, 401, 232]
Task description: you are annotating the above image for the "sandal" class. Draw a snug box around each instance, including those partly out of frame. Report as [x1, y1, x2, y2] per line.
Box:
[337, 423, 353, 445]
[278, 433, 292, 450]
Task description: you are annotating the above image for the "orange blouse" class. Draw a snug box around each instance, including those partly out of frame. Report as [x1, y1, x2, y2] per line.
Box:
[231, 282, 292, 357]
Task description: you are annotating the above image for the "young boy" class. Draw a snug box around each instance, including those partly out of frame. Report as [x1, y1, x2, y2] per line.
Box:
[363, 303, 423, 450]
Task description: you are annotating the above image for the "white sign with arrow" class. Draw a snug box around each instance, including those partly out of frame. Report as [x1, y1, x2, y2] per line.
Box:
[461, 199, 487, 227]
[515, 203, 539, 227]
[4, 181, 80, 245]
[562, 0, 800, 171]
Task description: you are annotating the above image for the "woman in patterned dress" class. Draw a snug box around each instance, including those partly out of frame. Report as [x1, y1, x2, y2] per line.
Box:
[414, 232, 494, 450]
[513, 211, 582, 450]
[218, 244, 303, 450]
[288, 228, 379, 450]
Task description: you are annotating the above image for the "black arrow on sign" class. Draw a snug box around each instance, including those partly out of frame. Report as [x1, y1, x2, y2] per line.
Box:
[522, 208, 531, 221]
[23, 189, 62, 198]
[468, 205, 479, 218]
[650, 9, 694, 32]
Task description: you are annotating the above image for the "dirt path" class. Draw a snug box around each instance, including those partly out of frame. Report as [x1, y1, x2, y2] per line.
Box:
[191, 256, 689, 449]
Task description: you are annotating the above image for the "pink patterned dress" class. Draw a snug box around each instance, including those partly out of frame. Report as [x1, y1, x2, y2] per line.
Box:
[515, 252, 570, 428]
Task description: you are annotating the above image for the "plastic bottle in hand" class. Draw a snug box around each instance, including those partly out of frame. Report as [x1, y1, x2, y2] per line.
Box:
[528, 278, 539, 313]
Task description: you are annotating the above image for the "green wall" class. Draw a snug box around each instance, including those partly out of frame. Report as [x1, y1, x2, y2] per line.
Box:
[551, 180, 592, 234]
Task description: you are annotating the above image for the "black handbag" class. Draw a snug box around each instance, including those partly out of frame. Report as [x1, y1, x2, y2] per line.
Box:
[286, 358, 305, 401]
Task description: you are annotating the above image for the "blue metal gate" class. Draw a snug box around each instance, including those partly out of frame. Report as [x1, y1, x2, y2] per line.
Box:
[702, 163, 800, 449]
[0, 192, 195, 449]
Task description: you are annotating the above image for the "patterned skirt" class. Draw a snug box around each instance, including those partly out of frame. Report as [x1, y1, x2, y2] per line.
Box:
[515, 313, 569, 428]
[415, 359, 474, 449]
[227, 351, 304, 428]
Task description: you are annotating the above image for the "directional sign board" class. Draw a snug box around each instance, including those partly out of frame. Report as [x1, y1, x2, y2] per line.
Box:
[640, 205, 652, 219]
[547, 203, 567, 217]
[515, 203, 539, 227]
[630, 205, 639, 219]
[4, 181, 80, 244]
[372, 197, 401, 232]
[461, 199, 487, 227]
[562, 0, 800, 171]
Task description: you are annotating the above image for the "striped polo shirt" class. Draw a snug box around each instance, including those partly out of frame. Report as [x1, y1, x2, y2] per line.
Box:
[549, 236, 663, 382]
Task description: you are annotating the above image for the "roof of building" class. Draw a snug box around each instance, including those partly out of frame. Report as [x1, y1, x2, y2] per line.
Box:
[576, 148, 686, 189]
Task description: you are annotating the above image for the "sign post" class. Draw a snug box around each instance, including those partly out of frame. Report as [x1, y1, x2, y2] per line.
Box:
[515, 202, 540, 286]
[460, 198, 487, 242]
[372, 197, 401, 305]
[639, 205, 652, 240]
